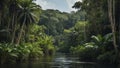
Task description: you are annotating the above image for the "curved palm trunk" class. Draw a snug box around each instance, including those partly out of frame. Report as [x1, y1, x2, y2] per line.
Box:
[108, 0, 118, 53]
[16, 17, 26, 44]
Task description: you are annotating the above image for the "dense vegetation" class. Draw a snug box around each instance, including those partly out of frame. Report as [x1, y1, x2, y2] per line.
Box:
[0, 0, 120, 66]
[0, 0, 55, 64]
[69, 0, 120, 64]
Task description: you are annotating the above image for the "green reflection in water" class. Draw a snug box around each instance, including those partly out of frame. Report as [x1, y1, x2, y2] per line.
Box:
[0, 53, 117, 68]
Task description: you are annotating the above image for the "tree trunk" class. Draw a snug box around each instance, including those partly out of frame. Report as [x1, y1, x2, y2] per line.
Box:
[84, 22, 86, 42]
[108, 0, 118, 53]
[11, 14, 17, 44]
[0, 12, 1, 25]
[16, 17, 26, 44]
[11, 15, 15, 43]
[119, 22, 120, 45]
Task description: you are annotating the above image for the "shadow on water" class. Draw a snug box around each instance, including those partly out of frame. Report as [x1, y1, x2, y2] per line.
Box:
[0, 53, 117, 68]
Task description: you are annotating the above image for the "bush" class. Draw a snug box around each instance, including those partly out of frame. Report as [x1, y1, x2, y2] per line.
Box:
[0, 43, 44, 64]
[0, 43, 18, 64]
[39, 36, 55, 56]
[27, 43, 43, 59]
[70, 42, 99, 61]
[28, 25, 55, 56]
[97, 51, 118, 64]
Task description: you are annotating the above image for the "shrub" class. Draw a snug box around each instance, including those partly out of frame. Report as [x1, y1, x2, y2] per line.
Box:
[26, 43, 43, 59]
[0, 43, 44, 64]
[97, 51, 118, 64]
[0, 43, 18, 64]
[39, 36, 55, 56]
[70, 42, 99, 61]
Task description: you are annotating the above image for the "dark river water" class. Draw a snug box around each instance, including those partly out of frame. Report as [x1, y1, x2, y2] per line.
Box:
[0, 53, 117, 68]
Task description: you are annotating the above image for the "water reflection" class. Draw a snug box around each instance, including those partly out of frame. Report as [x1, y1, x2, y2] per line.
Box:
[0, 53, 117, 68]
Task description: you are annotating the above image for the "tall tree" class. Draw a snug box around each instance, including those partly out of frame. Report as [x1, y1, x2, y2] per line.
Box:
[108, 0, 118, 53]
[16, 0, 41, 44]
[9, 0, 20, 43]
[73, 0, 119, 52]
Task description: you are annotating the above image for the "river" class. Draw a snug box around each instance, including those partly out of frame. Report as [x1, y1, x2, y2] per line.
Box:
[0, 53, 117, 68]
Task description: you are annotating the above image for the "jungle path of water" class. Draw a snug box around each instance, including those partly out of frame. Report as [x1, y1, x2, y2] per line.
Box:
[0, 53, 117, 68]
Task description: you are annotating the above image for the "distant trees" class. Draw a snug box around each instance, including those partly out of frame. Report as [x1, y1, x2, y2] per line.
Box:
[38, 9, 86, 36]
[58, 21, 88, 53]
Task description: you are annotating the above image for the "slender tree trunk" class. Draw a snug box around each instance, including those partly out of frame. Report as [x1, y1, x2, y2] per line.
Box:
[0, 11, 3, 26]
[108, 0, 118, 53]
[119, 22, 120, 45]
[16, 17, 26, 44]
[7, 15, 13, 30]
[0, 13, 1, 25]
[84, 22, 86, 42]
[11, 27, 16, 43]
[11, 14, 17, 44]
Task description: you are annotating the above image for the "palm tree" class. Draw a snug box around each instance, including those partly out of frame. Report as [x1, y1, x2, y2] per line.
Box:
[16, 0, 41, 44]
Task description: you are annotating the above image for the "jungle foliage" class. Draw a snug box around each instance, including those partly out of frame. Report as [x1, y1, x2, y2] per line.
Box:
[0, 0, 119, 65]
